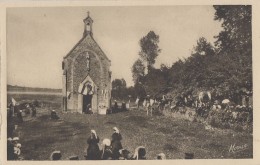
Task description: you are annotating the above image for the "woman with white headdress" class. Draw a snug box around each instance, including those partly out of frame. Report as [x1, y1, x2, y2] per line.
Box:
[111, 127, 123, 159]
[86, 130, 100, 160]
[132, 146, 146, 160]
[101, 138, 113, 160]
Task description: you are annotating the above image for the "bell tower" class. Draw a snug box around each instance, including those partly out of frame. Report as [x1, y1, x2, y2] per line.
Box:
[83, 11, 93, 37]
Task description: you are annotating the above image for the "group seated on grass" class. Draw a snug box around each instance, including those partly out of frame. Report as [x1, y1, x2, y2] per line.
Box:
[49, 127, 176, 160]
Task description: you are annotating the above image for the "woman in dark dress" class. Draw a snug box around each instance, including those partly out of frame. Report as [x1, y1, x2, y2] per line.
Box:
[111, 127, 123, 160]
[86, 130, 100, 160]
[132, 146, 146, 160]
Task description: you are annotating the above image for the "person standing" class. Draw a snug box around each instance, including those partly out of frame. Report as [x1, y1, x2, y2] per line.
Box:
[17, 110, 23, 123]
[86, 130, 100, 160]
[31, 105, 36, 117]
[111, 127, 123, 160]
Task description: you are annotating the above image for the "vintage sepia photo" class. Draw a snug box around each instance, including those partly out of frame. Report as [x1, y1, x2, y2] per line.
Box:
[4, 4, 255, 161]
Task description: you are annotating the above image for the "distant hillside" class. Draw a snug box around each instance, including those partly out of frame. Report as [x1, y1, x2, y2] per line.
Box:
[7, 85, 62, 93]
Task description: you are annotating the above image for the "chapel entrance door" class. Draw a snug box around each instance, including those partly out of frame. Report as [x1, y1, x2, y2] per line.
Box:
[77, 75, 97, 114]
[83, 94, 92, 113]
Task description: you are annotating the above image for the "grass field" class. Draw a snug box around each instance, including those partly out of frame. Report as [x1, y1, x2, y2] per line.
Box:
[8, 94, 253, 160]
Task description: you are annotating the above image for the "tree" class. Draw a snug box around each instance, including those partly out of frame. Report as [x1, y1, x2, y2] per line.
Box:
[143, 67, 168, 97]
[139, 31, 161, 71]
[213, 5, 251, 54]
[193, 37, 215, 56]
[131, 59, 145, 84]
[213, 5, 252, 90]
[111, 78, 127, 100]
[112, 79, 126, 90]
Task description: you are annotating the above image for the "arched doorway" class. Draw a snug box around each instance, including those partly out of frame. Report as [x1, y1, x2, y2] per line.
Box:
[78, 75, 97, 114]
[82, 83, 93, 113]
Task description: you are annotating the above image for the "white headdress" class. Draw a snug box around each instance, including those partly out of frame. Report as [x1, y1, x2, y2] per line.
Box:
[13, 137, 19, 141]
[16, 143, 22, 148]
[113, 127, 119, 134]
[101, 138, 111, 159]
[133, 146, 145, 160]
[91, 129, 97, 139]
[102, 138, 111, 146]
[157, 153, 166, 160]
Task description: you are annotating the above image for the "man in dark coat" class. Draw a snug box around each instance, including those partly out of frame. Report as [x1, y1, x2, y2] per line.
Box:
[111, 127, 123, 159]
[86, 130, 100, 160]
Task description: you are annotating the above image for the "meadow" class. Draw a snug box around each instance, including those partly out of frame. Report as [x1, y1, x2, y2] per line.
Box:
[8, 93, 253, 160]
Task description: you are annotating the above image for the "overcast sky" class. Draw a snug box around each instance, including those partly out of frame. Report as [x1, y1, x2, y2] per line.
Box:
[7, 6, 222, 89]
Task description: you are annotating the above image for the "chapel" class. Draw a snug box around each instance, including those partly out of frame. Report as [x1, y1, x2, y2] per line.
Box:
[62, 12, 112, 114]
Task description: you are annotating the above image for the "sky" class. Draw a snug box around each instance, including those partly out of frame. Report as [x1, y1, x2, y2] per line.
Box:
[7, 6, 222, 89]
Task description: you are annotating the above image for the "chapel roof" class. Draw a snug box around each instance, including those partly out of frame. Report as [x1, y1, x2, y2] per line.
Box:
[63, 14, 110, 62]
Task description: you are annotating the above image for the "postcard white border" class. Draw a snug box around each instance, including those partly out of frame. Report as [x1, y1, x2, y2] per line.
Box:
[1, 0, 260, 165]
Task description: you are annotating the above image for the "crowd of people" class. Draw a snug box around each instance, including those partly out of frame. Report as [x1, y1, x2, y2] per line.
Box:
[195, 101, 253, 124]
[8, 93, 250, 160]
[50, 127, 167, 160]
[134, 93, 253, 131]
[7, 137, 22, 160]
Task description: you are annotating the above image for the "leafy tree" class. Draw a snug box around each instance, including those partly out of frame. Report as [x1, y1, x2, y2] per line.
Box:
[130, 6, 252, 103]
[213, 5, 251, 54]
[131, 59, 145, 84]
[112, 79, 126, 90]
[111, 78, 127, 100]
[193, 37, 215, 56]
[214, 5, 252, 90]
[139, 31, 161, 71]
[134, 82, 147, 99]
[143, 67, 168, 97]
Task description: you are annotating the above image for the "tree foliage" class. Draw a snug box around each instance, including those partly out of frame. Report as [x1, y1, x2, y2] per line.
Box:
[213, 5, 251, 55]
[112, 78, 126, 90]
[130, 6, 252, 102]
[131, 59, 145, 84]
[139, 31, 161, 70]
[193, 37, 215, 56]
[165, 5, 252, 99]
[213, 5, 252, 90]
[111, 78, 127, 100]
[142, 67, 168, 97]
